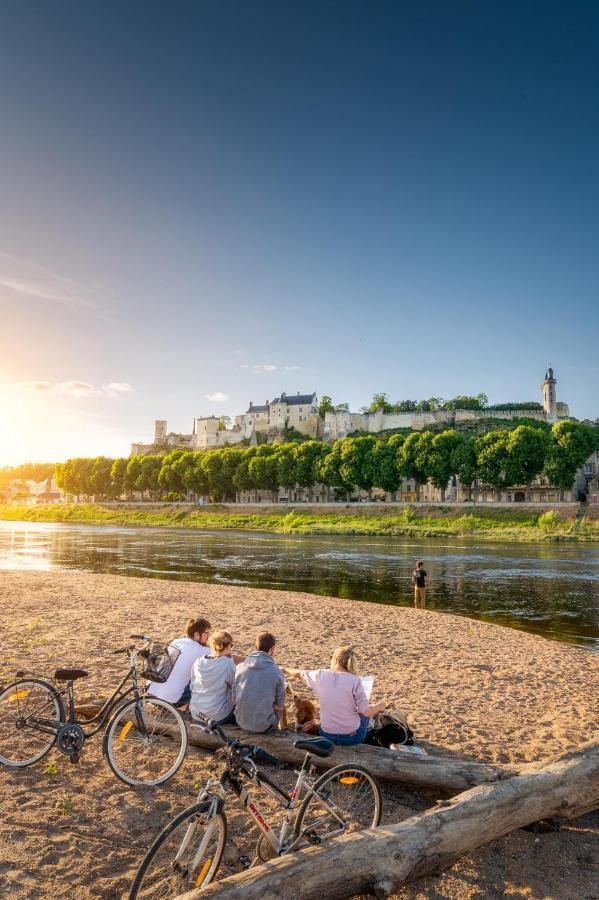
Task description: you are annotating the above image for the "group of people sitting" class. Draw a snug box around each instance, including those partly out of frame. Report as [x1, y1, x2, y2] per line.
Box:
[147, 617, 385, 746]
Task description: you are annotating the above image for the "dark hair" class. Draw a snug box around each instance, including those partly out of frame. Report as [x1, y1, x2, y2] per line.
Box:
[256, 631, 276, 653]
[186, 617, 211, 639]
[416, 560, 423, 568]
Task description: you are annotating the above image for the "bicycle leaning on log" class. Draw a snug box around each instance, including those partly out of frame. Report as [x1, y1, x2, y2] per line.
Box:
[0, 634, 188, 787]
[129, 715, 382, 898]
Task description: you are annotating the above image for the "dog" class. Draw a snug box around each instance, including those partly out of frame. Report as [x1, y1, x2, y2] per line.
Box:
[285, 684, 319, 735]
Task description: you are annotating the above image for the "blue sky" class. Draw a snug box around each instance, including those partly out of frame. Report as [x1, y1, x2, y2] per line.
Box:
[1, 1, 597, 463]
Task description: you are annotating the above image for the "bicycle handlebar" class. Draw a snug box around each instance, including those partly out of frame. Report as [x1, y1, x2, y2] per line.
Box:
[195, 716, 285, 769]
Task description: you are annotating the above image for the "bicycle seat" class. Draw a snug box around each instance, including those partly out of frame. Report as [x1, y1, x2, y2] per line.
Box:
[293, 738, 334, 758]
[54, 669, 89, 682]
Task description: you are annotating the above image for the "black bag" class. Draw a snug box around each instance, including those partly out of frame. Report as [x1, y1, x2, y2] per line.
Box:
[365, 710, 414, 748]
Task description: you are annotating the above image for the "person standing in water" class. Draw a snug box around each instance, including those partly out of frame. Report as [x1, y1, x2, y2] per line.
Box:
[412, 560, 428, 609]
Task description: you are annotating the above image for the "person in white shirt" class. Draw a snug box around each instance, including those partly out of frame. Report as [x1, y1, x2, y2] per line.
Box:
[190, 630, 237, 725]
[147, 617, 211, 707]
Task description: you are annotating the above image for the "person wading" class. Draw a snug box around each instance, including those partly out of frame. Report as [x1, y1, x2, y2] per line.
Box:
[412, 560, 428, 609]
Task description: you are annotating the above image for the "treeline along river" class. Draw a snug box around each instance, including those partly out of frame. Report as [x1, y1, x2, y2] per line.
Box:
[1, 521, 597, 650]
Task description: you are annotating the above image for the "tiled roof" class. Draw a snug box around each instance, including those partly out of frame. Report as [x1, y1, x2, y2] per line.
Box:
[246, 404, 270, 413]
[271, 393, 316, 406]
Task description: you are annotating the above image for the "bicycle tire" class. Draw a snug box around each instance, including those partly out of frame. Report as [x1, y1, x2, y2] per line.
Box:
[0, 678, 65, 767]
[129, 801, 227, 899]
[293, 763, 382, 842]
[103, 696, 188, 787]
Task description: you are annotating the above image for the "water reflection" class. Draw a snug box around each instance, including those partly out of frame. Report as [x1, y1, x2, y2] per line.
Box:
[0, 521, 597, 650]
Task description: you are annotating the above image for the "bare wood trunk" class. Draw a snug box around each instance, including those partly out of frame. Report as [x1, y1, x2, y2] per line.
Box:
[176, 719, 514, 792]
[178, 741, 599, 900]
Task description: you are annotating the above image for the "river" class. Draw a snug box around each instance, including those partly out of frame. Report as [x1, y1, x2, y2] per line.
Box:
[0, 520, 597, 650]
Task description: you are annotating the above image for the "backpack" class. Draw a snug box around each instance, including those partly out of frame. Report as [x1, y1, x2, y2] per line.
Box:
[365, 709, 414, 748]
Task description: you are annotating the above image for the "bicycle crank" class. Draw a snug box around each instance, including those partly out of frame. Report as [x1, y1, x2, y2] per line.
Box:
[56, 723, 85, 762]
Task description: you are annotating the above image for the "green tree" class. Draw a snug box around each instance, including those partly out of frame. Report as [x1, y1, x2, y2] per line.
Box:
[393, 399, 417, 413]
[248, 446, 280, 500]
[201, 450, 230, 501]
[57, 457, 94, 500]
[138, 455, 163, 499]
[429, 431, 463, 500]
[475, 431, 511, 495]
[339, 436, 377, 498]
[317, 441, 352, 498]
[232, 447, 259, 495]
[110, 458, 128, 498]
[318, 396, 334, 417]
[124, 457, 143, 499]
[218, 416, 231, 431]
[450, 437, 478, 501]
[276, 445, 299, 494]
[90, 456, 115, 499]
[371, 438, 402, 495]
[543, 421, 597, 500]
[399, 432, 433, 501]
[180, 452, 209, 498]
[294, 441, 329, 501]
[505, 425, 549, 500]
[367, 393, 393, 414]
[157, 449, 190, 497]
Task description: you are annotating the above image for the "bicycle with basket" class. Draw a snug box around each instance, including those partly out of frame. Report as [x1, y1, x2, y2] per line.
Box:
[0, 634, 188, 787]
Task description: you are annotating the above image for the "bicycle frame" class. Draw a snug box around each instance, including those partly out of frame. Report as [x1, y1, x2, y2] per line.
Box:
[17, 646, 143, 740]
[200, 750, 348, 857]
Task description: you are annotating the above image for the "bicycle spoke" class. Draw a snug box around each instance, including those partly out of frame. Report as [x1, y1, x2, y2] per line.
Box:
[132, 806, 226, 899]
[106, 698, 187, 786]
[0, 681, 61, 767]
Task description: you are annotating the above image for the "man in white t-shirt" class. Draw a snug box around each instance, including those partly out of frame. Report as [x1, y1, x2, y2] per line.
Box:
[147, 617, 211, 706]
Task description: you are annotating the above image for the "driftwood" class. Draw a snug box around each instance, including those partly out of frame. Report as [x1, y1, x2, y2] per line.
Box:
[177, 740, 599, 900]
[180, 719, 515, 792]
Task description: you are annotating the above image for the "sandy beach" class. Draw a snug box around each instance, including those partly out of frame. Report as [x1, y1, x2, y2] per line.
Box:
[0, 570, 597, 898]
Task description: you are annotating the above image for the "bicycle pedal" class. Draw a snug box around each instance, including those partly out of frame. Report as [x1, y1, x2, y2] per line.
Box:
[69, 753, 80, 765]
[238, 855, 252, 869]
[303, 829, 321, 845]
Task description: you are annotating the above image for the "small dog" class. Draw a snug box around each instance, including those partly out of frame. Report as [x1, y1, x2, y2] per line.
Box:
[287, 686, 319, 735]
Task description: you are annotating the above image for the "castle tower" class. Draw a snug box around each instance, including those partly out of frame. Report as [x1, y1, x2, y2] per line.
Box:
[154, 420, 167, 444]
[542, 368, 557, 422]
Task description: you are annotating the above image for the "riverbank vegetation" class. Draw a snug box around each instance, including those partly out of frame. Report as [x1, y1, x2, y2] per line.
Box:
[50, 420, 597, 503]
[1, 501, 597, 541]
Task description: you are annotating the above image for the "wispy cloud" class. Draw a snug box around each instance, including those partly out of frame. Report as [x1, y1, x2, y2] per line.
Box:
[15, 380, 135, 398]
[103, 382, 135, 396]
[205, 391, 229, 402]
[240, 363, 302, 375]
[0, 251, 114, 315]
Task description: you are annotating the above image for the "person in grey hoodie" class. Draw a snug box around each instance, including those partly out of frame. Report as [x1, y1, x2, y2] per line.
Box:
[234, 632, 286, 733]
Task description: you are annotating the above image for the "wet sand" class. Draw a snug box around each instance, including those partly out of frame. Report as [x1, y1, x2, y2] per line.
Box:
[0, 570, 597, 898]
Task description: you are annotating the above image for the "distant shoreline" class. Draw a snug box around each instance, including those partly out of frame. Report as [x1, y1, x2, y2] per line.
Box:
[1, 501, 598, 542]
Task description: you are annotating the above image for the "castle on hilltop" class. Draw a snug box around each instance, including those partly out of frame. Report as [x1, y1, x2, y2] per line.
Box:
[130, 369, 570, 455]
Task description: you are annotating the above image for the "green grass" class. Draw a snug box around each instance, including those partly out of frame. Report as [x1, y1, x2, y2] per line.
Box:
[1, 502, 597, 541]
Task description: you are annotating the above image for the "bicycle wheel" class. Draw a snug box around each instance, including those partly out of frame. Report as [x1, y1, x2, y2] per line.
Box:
[103, 697, 188, 787]
[0, 678, 65, 767]
[129, 802, 227, 899]
[294, 763, 382, 842]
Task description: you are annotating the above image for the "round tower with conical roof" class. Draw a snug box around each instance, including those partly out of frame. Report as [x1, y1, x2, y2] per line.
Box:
[542, 367, 557, 422]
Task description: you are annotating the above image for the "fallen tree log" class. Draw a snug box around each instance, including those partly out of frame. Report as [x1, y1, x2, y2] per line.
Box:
[180, 719, 515, 792]
[176, 740, 599, 900]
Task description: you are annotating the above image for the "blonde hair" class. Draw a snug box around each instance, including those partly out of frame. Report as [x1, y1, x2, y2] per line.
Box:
[330, 646, 358, 675]
[210, 630, 233, 653]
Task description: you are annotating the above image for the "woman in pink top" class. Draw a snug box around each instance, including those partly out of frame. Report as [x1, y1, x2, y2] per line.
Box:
[284, 647, 385, 746]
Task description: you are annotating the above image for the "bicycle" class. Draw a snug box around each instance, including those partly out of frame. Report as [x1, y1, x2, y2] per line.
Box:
[0, 634, 188, 787]
[129, 716, 382, 897]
